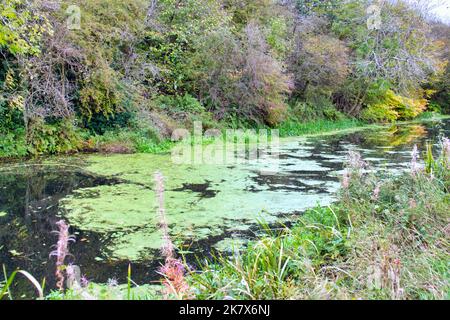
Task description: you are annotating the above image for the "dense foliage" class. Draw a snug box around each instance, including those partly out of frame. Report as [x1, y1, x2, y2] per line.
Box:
[1, 0, 449, 157]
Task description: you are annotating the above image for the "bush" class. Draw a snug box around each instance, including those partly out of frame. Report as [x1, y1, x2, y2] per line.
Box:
[157, 94, 205, 114]
[362, 90, 428, 122]
[0, 130, 28, 158]
[361, 103, 399, 123]
[26, 118, 82, 155]
[82, 111, 135, 135]
[0, 102, 24, 133]
[290, 32, 350, 98]
[187, 22, 292, 126]
[289, 94, 346, 122]
[88, 127, 174, 155]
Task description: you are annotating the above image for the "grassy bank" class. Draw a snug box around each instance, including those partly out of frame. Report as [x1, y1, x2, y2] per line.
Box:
[277, 118, 366, 137]
[278, 112, 450, 138]
[3, 113, 448, 161]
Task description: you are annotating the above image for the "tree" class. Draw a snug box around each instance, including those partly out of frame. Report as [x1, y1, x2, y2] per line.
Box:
[427, 21, 450, 113]
[294, 0, 342, 17]
[0, 0, 51, 56]
[332, 0, 445, 114]
[188, 22, 292, 125]
[290, 17, 350, 98]
[0, 0, 53, 137]
[142, 0, 229, 95]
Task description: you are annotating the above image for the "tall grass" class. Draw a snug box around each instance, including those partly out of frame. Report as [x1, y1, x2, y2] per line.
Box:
[1, 265, 45, 300]
[277, 118, 365, 137]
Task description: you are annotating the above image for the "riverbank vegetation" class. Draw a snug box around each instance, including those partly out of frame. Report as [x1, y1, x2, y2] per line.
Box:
[1, 0, 450, 158]
[184, 140, 449, 300]
[1, 136, 448, 300]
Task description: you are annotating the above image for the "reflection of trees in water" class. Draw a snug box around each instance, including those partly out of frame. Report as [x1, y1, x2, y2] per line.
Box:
[0, 168, 116, 296]
[361, 124, 428, 148]
[0, 169, 80, 294]
[0, 167, 159, 297]
[316, 124, 430, 150]
[300, 121, 449, 172]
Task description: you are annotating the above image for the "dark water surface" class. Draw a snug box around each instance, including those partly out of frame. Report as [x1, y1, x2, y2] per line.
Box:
[0, 119, 449, 298]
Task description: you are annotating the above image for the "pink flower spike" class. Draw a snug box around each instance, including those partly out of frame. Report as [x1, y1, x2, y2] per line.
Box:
[372, 183, 381, 201]
[154, 171, 190, 299]
[50, 220, 75, 291]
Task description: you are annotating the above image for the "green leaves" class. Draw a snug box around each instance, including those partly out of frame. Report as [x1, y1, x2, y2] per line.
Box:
[26, 119, 82, 156]
[1, 265, 44, 300]
[0, 0, 52, 56]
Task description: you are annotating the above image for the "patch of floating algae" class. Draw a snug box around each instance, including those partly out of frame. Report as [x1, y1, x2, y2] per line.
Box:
[61, 184, 155, 232]
[60, 183, 164, 260]
[83, 153, 211, 187]
[60, 148, 336, 261]
[214, 238, 248, 253]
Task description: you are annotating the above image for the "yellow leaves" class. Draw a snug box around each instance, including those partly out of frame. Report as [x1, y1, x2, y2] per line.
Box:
[3, 69, 25, 111]
[397, 95, 427, 118]
[0, 0, 52, 56]
[4, 69, 16, 90]
[423, 89, 437, 98]
[9, 95, 25, 111]
[362, 102, 399, 123]
[363, 89, 429, 122]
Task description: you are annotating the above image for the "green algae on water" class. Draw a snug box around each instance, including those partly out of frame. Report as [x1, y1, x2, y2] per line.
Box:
[60, 183, 163, 260]
[59, 147, 338, 261]
[214, 237, 248, 253]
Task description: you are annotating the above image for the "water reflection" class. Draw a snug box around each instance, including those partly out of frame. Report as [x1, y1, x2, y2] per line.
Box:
[0, 168, 157, 298]
[361, 124, 428, 148]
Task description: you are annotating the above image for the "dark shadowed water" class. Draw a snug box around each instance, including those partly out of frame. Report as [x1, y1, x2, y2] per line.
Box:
[0, 119, 449, 298]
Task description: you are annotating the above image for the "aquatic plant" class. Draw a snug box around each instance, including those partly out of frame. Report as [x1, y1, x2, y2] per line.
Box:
[154, 171, 190, 299]
[421, 137, 450, 192]
[49, 220, 75, 291]
[159, 258, 190, 299]
[65, 264, 77, 289]
[154, 171, 175, 259]
[277, 118, 364, 138]
[341, 150, 367, 191]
